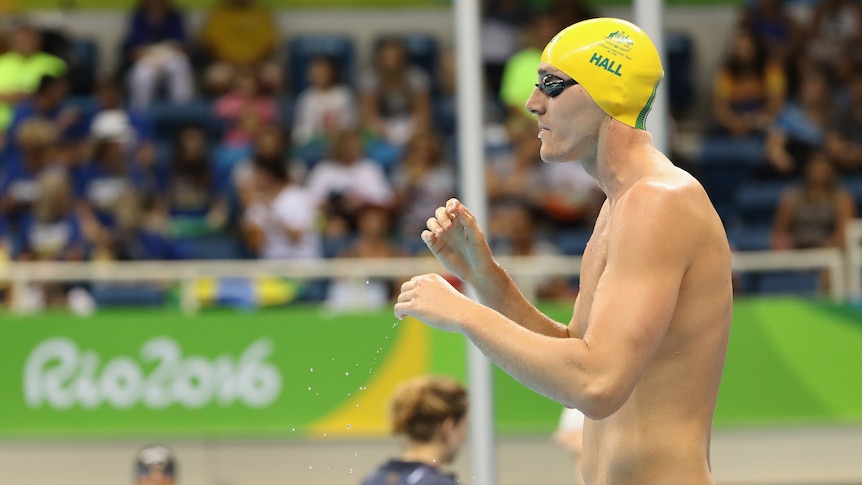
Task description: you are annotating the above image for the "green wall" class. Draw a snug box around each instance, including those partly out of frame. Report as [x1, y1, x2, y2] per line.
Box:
[2, 297, 861, 440]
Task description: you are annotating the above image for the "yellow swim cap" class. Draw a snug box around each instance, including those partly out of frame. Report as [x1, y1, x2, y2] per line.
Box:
[541, 17, 664, 130]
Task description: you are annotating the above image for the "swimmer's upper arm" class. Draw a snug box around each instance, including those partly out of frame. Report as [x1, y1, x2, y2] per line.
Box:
[579, 182, 694, 417]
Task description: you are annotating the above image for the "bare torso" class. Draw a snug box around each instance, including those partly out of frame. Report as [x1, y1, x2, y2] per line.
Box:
[571, 165, 733, 485]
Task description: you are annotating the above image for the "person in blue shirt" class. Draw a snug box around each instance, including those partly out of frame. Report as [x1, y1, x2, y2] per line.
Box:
[360, 376, 467, 485]
[0, 118, 61, 232]
[120, 0, 195, 108]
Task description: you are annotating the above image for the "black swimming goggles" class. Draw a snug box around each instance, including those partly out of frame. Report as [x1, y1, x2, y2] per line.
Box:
[535, 73, 578, 98]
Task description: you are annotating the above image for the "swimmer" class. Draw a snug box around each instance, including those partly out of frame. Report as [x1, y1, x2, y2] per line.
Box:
[395, 17, 733, 485]
[359, 376, 467, 485]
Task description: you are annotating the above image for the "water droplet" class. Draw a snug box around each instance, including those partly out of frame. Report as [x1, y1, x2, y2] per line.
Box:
[323, 432, 327, 437]
[349, 468, 354, 474]
[355, 404, 360, 408]
[347, 393, 351, 397]
[384, 336, 389, 340]
[365, 280, 369, 285]
[392, 322, 398, 328]
[346, 424, 351, 429]
[310, 367, 314, 372]
[345, 372, 349, 376]
[291, 427, 296, 432]
[309, 466, 313, 470]
[308, 386, 312, 391]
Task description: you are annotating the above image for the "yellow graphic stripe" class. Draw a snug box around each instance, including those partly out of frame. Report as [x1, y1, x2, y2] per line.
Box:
[307, 317, 429, 437]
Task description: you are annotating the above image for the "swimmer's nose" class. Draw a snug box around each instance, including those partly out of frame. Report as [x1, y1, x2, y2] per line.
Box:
[525, 88, 545, 117]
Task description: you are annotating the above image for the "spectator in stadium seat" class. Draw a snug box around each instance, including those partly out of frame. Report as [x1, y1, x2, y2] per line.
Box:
[712, 27, 786, 137]
[360, 376, 466, 485]
[826, 65, 862, 172]
[74, 120, 140, 249]
[392, 130, 455, 252]
[91, 190, 181, 261]
[805, 0, 862, 86]
[199, 0, 279, 96]
[16, 169, 86, 310]
[326, 203, 405, 311]
[359, 36, 432, 149]
[763, 68, 833, 179]
[740, 0, 802, 65]
[0, 22, 66, 134]
[161, 125, 229, 237]
[306, 128, 393, 217]
[0, 118, 61, 232]
[89, 79, 162, 200]
[239, 153, 321, 261]
[292, 55, 358, 165]
[772, 151, 856, 250]
[4, 75, 84, 156]
[120, 0, 194, 109]
[214, 68, 279, 149]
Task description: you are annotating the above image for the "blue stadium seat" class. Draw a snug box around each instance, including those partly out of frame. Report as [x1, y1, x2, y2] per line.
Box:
[843, 175, 862, 210]
[697, 136, 765, 223]
[727, 224, 773, 251]
[287, 34, 356, 97]
[733, 181, 792, 226]
[67, 37, 99, 96]
[664, 31, 694, 118]
[555, 228, 592, 256]
[148, 99, 225, 142]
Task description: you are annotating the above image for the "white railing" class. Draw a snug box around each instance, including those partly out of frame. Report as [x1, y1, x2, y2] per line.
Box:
[1, 219, 861, 313]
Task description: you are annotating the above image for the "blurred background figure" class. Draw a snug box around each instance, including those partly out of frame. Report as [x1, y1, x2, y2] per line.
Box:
[0, 22, 66, 135]
[391, 130, 455, 254]
[199, 0, 280, 96]
[360, 376, 467, 485]
[292, 55, 358, 166]
[359, 36, 431, 152]
[772, 151, 856, 250]
[826, 64, 862, 173]
[711, 26, 786, 138]
[120, 0, 194, 109]
[135, 444, 177, 485]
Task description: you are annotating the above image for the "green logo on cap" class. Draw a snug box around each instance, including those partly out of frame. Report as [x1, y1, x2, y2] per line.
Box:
[606, 31, 633, 45]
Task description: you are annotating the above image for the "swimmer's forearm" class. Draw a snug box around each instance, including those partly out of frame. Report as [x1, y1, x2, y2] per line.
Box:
[470, 261, 569, 339]
[457, 305, 609, 417]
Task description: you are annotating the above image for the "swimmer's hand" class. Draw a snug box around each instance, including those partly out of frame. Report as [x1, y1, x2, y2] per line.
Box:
[394, 273, 475, 331]
[422, 198, 494, 284]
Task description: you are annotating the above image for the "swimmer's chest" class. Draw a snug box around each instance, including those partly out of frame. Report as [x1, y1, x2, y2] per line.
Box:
[574, 211, 610, 334]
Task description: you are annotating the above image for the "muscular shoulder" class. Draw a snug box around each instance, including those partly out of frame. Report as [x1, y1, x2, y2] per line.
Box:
[610, 170, 714, 259]
[617, 169, 709, 226]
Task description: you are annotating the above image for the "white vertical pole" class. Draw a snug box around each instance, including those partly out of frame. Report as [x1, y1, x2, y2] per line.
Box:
[453, 0, 496, 484]
[635, 0, 670, 155]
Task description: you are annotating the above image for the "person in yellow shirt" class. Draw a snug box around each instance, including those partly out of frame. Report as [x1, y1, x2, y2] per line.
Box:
[200, 0, 280, 95]
[0, 23, 66, 132]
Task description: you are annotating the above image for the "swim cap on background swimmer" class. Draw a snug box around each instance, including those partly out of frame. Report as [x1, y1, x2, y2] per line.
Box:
[541, 17, 664, 130]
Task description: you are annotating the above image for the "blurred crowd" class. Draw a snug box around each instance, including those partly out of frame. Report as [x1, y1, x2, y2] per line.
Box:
[0, 0, 860, 310]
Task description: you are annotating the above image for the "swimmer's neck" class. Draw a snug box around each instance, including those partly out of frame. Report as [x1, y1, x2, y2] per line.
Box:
[582, 117, 664, 201]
